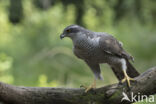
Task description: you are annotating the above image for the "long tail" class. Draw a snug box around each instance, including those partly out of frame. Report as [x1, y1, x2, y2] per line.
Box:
[111, 60, 140, 81]
[126, 59, 140, 78]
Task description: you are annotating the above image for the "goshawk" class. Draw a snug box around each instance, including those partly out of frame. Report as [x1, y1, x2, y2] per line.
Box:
[60, 25, 139, 92]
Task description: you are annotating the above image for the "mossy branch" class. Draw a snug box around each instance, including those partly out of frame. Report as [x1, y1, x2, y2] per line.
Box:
[0, 67, 156, 104]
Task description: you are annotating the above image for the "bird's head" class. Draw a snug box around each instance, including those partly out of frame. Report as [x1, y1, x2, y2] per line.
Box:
[60, 25, 85, 40]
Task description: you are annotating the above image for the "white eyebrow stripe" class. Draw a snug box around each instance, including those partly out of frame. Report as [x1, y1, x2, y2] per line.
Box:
[71, 25, 79, 28]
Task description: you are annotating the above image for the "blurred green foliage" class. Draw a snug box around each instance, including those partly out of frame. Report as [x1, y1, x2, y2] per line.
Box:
[0, 1, 155, 103]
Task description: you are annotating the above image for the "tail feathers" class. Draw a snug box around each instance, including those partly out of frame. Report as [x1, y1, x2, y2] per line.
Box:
[126, 60, 140, 78]
[111, 60, 140, 81]
[111, 66, 124, 81]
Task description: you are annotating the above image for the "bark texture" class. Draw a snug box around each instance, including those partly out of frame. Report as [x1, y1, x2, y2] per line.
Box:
[0, 67, 156, 104]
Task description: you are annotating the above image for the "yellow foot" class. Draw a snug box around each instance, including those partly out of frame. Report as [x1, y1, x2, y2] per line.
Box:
[80, 79, 96, 92]
[85, 84, 96, 92]
[121, 73, 135, 87]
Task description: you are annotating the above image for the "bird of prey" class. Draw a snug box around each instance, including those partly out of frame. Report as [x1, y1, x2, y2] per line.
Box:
[60, 25, 139, 92]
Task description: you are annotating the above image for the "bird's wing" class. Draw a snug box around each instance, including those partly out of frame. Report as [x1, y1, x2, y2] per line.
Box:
[98, 33, 139, 79]
[99, 33, 133, 61]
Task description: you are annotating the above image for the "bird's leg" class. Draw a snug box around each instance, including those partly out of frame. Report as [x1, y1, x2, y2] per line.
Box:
[85, 79, 96, 92]
[80, 79, 96, 92]
[121, 69, 135, 87]
[120, 59, 135, 87]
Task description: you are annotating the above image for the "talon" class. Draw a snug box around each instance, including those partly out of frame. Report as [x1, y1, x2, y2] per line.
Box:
[121, 70, 135, 87]
[83, 79, 96, 93]
[85, 85, 96, 92]
[80, 85, 88, 89]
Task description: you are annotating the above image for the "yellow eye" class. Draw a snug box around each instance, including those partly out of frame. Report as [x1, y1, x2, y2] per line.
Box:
[66, 29, 70, 32]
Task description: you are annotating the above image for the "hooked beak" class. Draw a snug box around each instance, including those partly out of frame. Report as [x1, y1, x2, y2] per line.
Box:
[60, 33, 65, 39]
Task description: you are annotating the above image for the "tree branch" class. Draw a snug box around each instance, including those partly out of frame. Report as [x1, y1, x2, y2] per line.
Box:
[0, 67, 156, 104]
